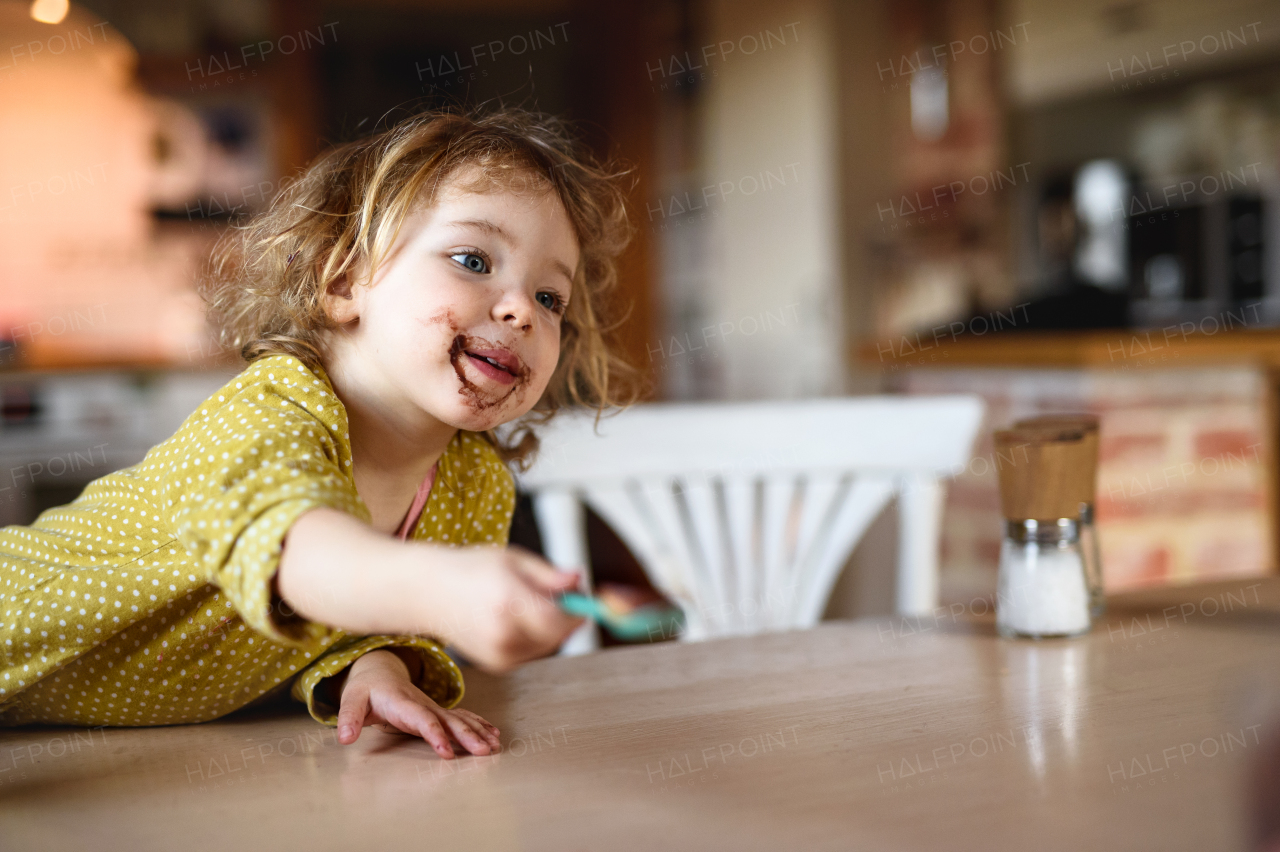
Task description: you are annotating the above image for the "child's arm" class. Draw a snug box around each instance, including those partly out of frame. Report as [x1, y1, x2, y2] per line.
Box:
[276, 506, 582, 674]
[161, 371, 578, 729]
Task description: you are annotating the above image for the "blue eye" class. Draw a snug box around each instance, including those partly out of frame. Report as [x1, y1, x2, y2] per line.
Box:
[450, 252, 489, 274]
[537, 291, 564, 312]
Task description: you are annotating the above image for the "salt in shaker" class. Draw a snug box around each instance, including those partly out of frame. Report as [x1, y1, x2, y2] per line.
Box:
[993, 428, 1095, 639]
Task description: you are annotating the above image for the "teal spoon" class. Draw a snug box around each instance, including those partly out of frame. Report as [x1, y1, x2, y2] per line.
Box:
[557, 591, 684, 642]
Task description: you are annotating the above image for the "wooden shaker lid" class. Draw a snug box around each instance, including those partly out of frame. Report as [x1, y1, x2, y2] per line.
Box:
[994, 427, 1096, 521]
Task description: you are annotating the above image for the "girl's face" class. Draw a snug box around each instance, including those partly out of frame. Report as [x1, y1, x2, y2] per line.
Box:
[324, 167, 578, 433]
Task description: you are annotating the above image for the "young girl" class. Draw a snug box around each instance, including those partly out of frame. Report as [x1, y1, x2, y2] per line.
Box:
[0, 108, 635, 761]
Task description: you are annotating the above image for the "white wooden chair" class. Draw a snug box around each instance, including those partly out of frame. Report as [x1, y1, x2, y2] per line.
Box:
[516, 396, 984, 654]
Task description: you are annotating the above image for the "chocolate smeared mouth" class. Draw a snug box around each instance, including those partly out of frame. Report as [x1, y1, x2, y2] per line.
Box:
[448, 333, 530, 412]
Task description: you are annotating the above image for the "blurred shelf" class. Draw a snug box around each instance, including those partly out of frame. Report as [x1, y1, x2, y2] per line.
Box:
[0, 349, 241, 376]
[857, 328, 1280, 371]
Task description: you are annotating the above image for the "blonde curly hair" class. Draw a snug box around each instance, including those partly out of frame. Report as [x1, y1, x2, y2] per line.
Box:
[199, 107, 639, 466]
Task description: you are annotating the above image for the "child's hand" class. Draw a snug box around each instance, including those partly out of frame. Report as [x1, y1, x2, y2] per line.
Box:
[335, 649, 501, 759]
[428, 545, 585, 674]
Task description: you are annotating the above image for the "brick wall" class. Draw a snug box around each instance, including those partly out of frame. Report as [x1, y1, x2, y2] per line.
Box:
[889, 367, 1272, 603]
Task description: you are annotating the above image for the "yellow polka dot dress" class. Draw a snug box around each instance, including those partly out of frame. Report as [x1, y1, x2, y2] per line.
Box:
[0, 353, 516, 728]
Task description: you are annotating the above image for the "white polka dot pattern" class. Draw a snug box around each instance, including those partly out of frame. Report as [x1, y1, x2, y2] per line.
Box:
[0, 354, 516, 729]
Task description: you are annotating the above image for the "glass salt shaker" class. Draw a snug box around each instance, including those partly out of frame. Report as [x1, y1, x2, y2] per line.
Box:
[1077, 501, 1105, 618]
[996, 518, 1093, 640]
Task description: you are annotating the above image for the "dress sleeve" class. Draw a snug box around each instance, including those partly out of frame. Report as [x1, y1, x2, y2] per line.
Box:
[162, 364, 371, 653]
[290, 634, 465, 726]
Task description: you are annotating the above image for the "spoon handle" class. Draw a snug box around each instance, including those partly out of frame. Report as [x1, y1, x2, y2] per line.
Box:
[556, 591, 606, 620]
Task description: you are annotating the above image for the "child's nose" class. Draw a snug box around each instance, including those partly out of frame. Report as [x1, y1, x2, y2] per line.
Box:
[494, 291, 536, 331]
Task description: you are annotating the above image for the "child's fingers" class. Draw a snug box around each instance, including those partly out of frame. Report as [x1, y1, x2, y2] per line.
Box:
[449, 710, 499, 751]
[544, 570, 582, 589]
[453, 709, 501, 746]
[336, 687, 371, 745]
[453, 708, 499, 735]
[397, 702, 457, 759]
[438, 711, 493, 756]
[518, 597, 585, 651]
[510, 551, 581, 592]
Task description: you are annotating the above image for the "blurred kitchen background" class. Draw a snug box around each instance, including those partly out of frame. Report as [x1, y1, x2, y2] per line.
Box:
[3, 0, 1280, 622]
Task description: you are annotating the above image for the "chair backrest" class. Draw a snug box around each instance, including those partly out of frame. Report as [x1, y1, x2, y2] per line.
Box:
[518, 395, 984, 646]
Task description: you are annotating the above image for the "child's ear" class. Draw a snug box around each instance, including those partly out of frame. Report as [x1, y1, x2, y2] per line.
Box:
[321, 273, 360, 325]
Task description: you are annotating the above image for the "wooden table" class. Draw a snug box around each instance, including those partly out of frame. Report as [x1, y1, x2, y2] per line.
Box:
[4, 577, 1280, 851]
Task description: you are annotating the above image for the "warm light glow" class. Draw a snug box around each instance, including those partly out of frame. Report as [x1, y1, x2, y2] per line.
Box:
[29, 0, 69, 25]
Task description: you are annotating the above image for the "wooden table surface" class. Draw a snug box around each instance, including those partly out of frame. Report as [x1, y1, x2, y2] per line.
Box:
[4, 577, 1280, 851]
